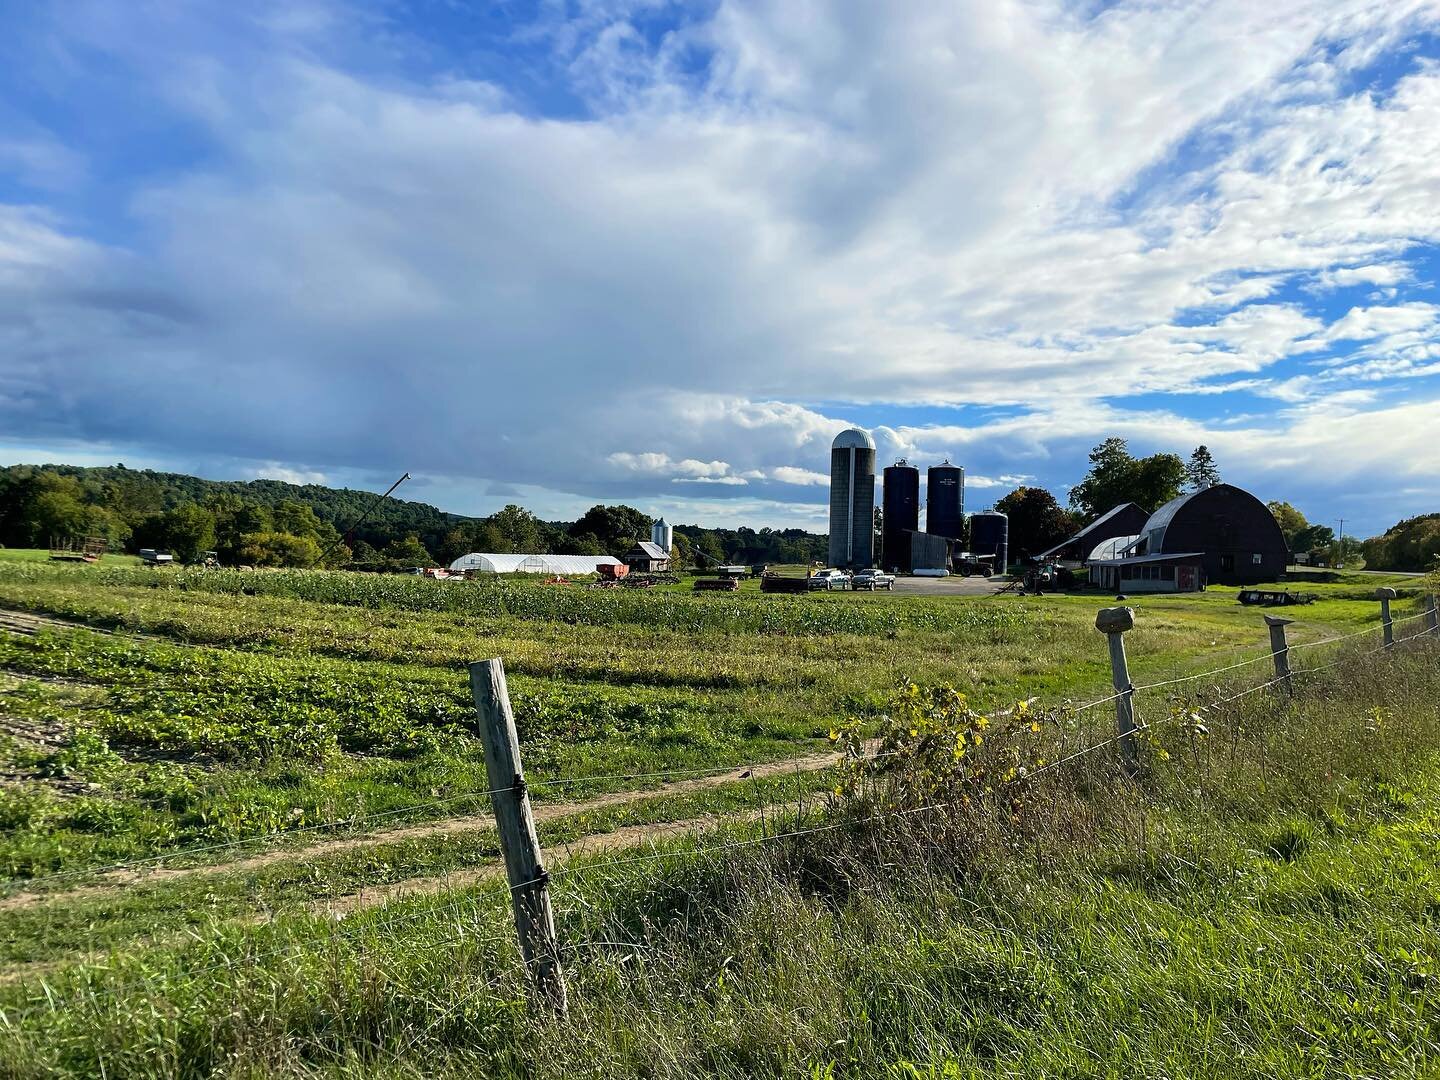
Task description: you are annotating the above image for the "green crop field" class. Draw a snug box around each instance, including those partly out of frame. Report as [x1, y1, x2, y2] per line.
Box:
[0, 559, 1437, 1077]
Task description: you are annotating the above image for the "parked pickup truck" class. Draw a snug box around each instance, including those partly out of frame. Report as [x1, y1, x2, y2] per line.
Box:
[807, 569, 851, 590]
[851, 569, 895, 591]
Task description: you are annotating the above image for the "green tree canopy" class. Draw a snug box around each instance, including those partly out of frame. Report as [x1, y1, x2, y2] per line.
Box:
[488, 505, 544, 554]
[150, 505, 217, 563]
[1068, 438, 1184, 521]
[1362, 514, 1440, 571]
[994, 486, 1077, 558]
[238, 531, 324, 568]
[382, 533, 436, 566]
[1265, 501, 1309, 548]
[1184, 445, 1221, 491]
[569, 505, 653, 558]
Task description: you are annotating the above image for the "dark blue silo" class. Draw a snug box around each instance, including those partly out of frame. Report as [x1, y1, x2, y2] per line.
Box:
[882, 460, 920, 570]
[926, 462, 965, 540]
[969, 510, 1008, 576]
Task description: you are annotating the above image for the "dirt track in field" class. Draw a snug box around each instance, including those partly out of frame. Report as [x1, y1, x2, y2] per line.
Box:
[0, 750, 842, 912]
[0, 605, 848, 913]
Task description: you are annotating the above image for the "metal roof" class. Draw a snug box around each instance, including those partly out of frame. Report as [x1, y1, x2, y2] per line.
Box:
[1084, 534, 1141, 562]
[832, 427, 876, 450]
[448, 553, 621, 574]
[1039, 502, 1143, 558]
[1137, 484, 1250, 552]
[630, 541, 669, 559]
[1092, 551, 1205, 567]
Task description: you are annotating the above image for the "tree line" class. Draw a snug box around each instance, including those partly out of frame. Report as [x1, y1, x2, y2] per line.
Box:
[0, 464, 827, 570]
[5, 455, 1433, 574]
[987, 441, 1221, 559]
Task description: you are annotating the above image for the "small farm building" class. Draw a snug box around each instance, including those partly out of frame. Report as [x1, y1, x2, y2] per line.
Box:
[897, 530, 950, 573]
[623, 541, 671, 573]
[1040, 503, 1150, 566]
[1088, 551, 1207, 594]
[448, 553, 622, 575]
[1125, 484, 1288, 586]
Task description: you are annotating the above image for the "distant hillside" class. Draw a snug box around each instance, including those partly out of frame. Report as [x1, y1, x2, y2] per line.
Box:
[0, 463, 469, 556]
[0, 463, 829, 569]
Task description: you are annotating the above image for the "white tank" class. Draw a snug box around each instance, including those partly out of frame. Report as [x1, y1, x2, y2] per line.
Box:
[651, 518, 673, 551]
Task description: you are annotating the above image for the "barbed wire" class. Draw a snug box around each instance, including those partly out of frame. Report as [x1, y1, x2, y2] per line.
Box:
[1131, 649, 1274, 691]
[1286, 606, 1431, 652]
[8, 602, 1434, 893]
[515, 666, 1305, 896]
[0, 749, 875, 893]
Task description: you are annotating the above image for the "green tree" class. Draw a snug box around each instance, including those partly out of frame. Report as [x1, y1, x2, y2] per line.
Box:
[488, 505, 543, 554]
[382, 533, 435, 566]
[238, 531, 324, 567]
[1361, 514, 1440, 571]
[1130, 453, 1186, 513]
[1265, 501, 1309, 548]
[1184, 445, 1221, 491]
[101, 468, 164, 527]
[556, 532, 605, 556]
[153, 505, 217, 563]
[1292, 523, 1334, 555]
[994, 487, 1077, 558]
[568, 505, 653, 558]
[350, 538, 379, 563]
[272, 501, 326, 540]
[12, 473, 121, 546]
[209, 496, 274, 563]
[436, 527, 473, 564]
[1069, 439, 1184, 520]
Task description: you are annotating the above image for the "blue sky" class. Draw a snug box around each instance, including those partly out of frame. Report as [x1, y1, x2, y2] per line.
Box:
[2, 1, 1439, 537]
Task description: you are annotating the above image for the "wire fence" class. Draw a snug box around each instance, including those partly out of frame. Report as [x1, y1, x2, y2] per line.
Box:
[0, 591, 1436, 1022]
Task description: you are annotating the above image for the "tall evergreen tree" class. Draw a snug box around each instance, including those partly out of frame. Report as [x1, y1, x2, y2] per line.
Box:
[1184, 445, 1221, 491]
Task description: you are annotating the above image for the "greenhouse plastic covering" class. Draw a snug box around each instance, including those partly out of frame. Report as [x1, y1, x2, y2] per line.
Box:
[448, 553, 623, 575]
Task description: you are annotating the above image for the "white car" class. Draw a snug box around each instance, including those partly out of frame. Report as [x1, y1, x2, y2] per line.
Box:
[808, 569, 851, 590]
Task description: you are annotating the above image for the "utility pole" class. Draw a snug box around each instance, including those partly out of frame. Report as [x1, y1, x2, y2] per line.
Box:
[1336, 517, 1345, 570]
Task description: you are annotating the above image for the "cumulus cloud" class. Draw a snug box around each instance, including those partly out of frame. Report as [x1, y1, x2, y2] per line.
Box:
[1, 0, 1439, 533]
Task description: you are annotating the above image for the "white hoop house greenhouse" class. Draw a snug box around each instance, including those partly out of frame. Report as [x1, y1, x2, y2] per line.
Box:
[447, 553, 623, 575]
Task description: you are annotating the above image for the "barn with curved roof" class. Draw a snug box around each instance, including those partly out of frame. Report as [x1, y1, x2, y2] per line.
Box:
[1132, 483, 1288, 586]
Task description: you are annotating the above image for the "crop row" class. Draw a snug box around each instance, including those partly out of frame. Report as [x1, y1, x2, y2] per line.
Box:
[0, 627, 778, 875]
[0, 630, 751, 768]
[0, 562, 1033, 638]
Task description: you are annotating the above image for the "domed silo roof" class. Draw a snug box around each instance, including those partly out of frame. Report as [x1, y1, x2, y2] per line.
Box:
[832, 427, 876, 450]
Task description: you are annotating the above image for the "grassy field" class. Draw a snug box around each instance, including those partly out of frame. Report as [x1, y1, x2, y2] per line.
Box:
[0, 548, 141, 567]
[0, 560, 1437, 1076]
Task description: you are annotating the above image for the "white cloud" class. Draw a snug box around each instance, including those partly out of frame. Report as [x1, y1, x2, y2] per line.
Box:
[2, 1, 1440, 535]
[768, 466, 828, 486]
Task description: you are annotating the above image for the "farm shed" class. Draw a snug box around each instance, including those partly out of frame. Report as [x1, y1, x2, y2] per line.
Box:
[448, 553, 623, 575]
[1088, 551, 1207, 594]
[898, 529, 950, 573]
[623, 541, 671, 573]
[1040, 503, 1150, 566]
[1128, 484, 1288, 586]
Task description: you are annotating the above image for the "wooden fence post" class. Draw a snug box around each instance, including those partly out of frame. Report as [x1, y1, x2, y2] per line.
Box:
[469, 658, 568, 1015]
[1377, 588, 1396, 649]
[1264, 614, 1292, 692]
[1425, 594, 1439, 637]
[1096, 607, 1137, 771]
